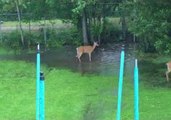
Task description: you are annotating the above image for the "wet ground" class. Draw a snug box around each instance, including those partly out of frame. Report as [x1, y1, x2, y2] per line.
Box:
[0, 43, 136, 77]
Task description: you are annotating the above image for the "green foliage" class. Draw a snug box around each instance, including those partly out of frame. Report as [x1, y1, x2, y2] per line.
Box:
[1, 30, 42, 51]
[47, 27, 81, 47]
[72, 0, 86, 15]
[123, 0, 171, 53]
[0, 0, 123, 45]
[23, 31, 42, 48]
[1, 27, 81, 50]
[90, 20, 103, 37]
[46, 0, 122, 44]
[101, 18, 122, 43]
[154, 35, 171, 54]
[2, 31, 21, 51]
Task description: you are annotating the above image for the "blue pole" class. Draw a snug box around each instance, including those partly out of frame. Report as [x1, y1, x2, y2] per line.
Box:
[40, 72, 45, 120]
[36, 44, 40, 120]
[134, 59, 139, 120]
[116, 50, 125, 120]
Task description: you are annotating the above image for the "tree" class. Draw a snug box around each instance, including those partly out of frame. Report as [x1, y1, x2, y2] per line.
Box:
[0, 0, 26, 46]
[46, 0, 122, 44]
[15, 0, 24, 46]
[1, 0, 123, 47]
[123, 0, 171, 53]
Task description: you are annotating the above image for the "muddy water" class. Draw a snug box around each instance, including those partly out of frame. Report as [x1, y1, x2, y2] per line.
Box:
[0, 43, 136, 77]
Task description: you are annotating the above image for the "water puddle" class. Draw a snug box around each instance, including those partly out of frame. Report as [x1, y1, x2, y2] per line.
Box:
[0, 43, 136, 77]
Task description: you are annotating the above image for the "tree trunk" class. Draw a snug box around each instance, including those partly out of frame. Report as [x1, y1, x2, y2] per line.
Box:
[29, 20, 31, 34]
[15, 0, 24, 47]
[82, 9, 88, 45]
[89, 18, 94, 42]
[121, 15, 127, 41]
[97, 16, 102, 45]
[43, 18, 47, 51]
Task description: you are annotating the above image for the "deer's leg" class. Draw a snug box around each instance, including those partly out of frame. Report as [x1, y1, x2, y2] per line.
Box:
[166, 71, 170, 82]
[77, 52, 83, 62]
[76, 48, 82, 62]
[88, 53, 91, 62]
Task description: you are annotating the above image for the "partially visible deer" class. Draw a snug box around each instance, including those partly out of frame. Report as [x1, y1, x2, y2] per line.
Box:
[166, 61, 171, 82]
[76, 42, 99, 62]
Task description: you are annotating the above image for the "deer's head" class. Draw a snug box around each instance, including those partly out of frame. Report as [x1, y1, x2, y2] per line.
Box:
[94, 42, 99, 47]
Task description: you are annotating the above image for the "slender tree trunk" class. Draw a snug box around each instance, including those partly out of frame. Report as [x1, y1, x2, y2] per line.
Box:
[82, 9, 88, 45]
[43, 18, 47, 51]
[97, 16, 102, 44]
[15, 0, 24, 47]
[89, 18, 94, 42]
[29, 20, 31, 34]
[121, 15, 127, 41]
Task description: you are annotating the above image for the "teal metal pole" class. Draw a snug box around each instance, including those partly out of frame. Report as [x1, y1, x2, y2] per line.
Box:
[40, 72, 45, 120]
[116, 50, 125, 120]
[36, 44, 40, 120]
[134, 59, 139, 120]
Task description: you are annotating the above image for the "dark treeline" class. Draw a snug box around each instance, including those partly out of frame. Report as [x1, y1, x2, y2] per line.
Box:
[0, 0, 171, 54]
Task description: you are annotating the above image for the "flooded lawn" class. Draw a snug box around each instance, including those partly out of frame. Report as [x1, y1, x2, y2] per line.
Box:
[0, 43, 136, 77]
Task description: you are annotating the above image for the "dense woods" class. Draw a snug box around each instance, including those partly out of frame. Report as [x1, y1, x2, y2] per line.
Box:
[0, 0, 170, 53]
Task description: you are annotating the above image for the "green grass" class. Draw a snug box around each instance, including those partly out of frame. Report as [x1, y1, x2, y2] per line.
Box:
[2, 19, 67, 27]
[138, 53, 171, 120]
[0, 58, 171, 120]
[0, 60, 117, 120]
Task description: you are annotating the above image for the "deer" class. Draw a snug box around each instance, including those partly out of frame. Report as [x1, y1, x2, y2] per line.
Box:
[166, 61, 171, 82]
[76, 42, 99, 62]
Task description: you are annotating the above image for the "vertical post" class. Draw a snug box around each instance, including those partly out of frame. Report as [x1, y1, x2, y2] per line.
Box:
[40, 72, 45, 120]
[134, 59, 139, 120]
[36, 44, 40, 120]
[116, 50, 125, 120]
[43, 19, 47, 51]
[0, 21, 3, 41]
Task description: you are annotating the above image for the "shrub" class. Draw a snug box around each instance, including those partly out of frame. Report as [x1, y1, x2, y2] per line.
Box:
[101, 19, 123, 43]
[47, 27, 81, 48]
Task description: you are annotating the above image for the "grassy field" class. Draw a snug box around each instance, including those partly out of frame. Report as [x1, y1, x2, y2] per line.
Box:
[0, 56, 171, 120]
[1, 19, 71, 32]
[2, 19, 64, 27]
[1, 18, 119, 28]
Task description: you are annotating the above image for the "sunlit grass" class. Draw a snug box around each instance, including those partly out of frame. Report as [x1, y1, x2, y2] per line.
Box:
[0, 60, 117, 120]
[2, 19, 68, 27]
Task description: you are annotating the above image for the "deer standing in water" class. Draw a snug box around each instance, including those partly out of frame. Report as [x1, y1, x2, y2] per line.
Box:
[76, 42, 99, 62]
[166, 61, 171, 82]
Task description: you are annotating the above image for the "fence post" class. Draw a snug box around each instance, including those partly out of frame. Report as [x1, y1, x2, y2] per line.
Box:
[116, 50, 125, 120]
[0, 21, 3, 41]
[36, 44, 40, 120]
[134, 59, 139, 120]
[40, 72, 45, 120]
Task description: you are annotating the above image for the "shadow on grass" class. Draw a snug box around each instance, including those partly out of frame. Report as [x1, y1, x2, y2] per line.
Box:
[83, 102, 105, 120]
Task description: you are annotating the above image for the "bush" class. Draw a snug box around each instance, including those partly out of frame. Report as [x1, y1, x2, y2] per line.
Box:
[0, 27, 82, 51]
[1, 30, 42, 51]
[47, 27, 81, 48]
[2, 31, 21, 51]
[101, 19, 123, 43]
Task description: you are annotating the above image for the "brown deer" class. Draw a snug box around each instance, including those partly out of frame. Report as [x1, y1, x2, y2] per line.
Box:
[76, 42, 99, 62]
[166, 61, 171, 82]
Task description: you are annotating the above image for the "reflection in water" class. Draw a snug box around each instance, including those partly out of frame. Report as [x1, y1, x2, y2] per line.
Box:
[0, 43, 136, 77]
